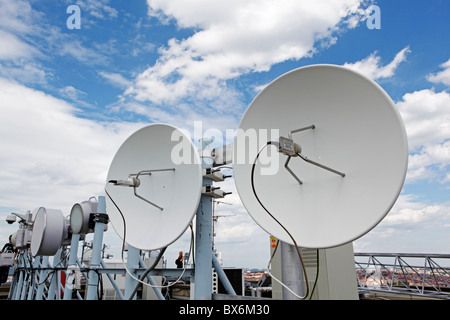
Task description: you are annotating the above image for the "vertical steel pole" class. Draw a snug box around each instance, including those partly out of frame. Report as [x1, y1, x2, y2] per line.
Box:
[19, 272, 29, 300]
[86, 196, 106, 300]
[280, 241, 306, 300]
[63, 233, 80, 300]
[13, 271, 23, 300]
[47, 249, 62, 300]
[100, 259, 125, 300]
[12, 252, 25, 300]
[139, 256, 165, 300]
[35, 256, 49, 300]
[212, 253, 236, 296]
[27, 257, 41, 299]
[194, 138, 214, 300]
[20, 253, 32, 300]
[124, 246, 140, 300]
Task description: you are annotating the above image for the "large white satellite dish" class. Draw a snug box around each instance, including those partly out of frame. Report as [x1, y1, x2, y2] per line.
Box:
[105, 123, 202, 251]
[233, 64, 408, 249]
[30, 207, 71, 256]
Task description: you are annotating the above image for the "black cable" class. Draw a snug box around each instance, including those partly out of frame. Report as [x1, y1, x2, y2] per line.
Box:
[106, 183, 170, 300]
[36, 269, 55, 286]
[106, 181, 194, 299]
[105, 185, 128, 267]
[309, 249, 320, 300]
[127, 247, 167, 300]
[98, 272, 103, 300]
[251, 141, 309, 299]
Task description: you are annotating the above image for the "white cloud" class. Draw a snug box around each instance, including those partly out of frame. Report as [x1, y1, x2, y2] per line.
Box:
[0, 29, 40, 60]
[396, 89, 450, 151]
[354, 194, 450, 254]
[384, 195, 450, 226]
[342, 46, 410, 80]
[4, 0, 120, 66]
[214, 217, 260, 244]
[0, 0, 44, 61]
[0, 0, 112, 88]
[0, 59, 50, 84]
[0, 77, 144, 213]
[394, 88, 450, 183]
[441, 172, 450, 184]
[57, 38, 107, 65]
[126, 0, 366, 107]
[59, 85, 87, 100]
[99, 71, 133, 89]
[75, 0, 118, 19]
[427, 58, 450, 86]
[0, 0, 37, 35]
[407, 141, 450, 183]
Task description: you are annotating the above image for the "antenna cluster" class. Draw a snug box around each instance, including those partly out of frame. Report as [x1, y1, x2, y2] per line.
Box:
[3, 64, 408, 301]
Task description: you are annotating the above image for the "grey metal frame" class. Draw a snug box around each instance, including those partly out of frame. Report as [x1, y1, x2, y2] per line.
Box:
[355, 252, 450, 299]
[7, 139, 237, 301]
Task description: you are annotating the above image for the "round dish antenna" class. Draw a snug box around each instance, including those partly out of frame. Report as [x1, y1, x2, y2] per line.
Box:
[105, 123, 202, 250]
[30, 207, 71, 256]
[70, 197, 99, 234]
[233, 64, 408, 249]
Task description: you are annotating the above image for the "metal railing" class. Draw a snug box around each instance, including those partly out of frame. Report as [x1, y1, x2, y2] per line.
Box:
[354, 253, 450, 299]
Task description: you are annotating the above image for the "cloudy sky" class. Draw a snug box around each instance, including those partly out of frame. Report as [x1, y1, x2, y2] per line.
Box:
[0, 0, 449, 268]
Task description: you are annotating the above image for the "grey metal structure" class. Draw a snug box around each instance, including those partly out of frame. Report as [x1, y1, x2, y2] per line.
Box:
[6, 139, 237, 300]
[355, 252, 450, 299]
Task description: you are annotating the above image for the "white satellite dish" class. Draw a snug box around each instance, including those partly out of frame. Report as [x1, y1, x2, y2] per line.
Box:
[233, 64, 408, 249]
[105, 123, 202, 251]
[30, 207, 71, 256]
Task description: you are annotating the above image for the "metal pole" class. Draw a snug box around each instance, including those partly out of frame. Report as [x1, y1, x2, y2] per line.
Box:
[280, 241, 306, 300]
[86, 196, 107, 300]
[212, 253, 236, 296]
[124, 246, 140, 300]
[63, 233, 80, 300]
[20, 254, 31, 300]
[76, 258, 89, 280]
[194, 138, 214, 300]
[13, 271, 23, 300]
[100, 259, 125, 300]
[27, 257, 40, 300]
[47, 248, 62, 300]
[139, 257, 165, 300]
[12, 252, 25, 300]
[35, 256, 49, 300]
[19, 271, 29, 300]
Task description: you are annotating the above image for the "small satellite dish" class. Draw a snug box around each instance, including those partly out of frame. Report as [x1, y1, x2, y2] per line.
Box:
[70, 197, 100, 234]
[105, 123, 202, 251]
[233, 64, 408, 249]
[30, 207, 71, 256]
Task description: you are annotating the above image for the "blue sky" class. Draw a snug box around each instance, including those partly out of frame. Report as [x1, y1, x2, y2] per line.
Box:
[0, 0, 449, 268]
